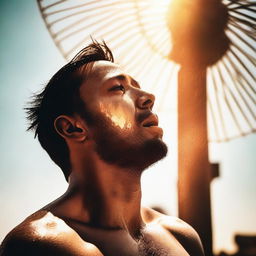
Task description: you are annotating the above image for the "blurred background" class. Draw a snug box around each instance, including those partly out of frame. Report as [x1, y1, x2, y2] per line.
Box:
[0, 1, 255, 255]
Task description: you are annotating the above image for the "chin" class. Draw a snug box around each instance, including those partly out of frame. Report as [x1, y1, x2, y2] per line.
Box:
[95, 136, 168, 172]
[136, 138, 168, 171]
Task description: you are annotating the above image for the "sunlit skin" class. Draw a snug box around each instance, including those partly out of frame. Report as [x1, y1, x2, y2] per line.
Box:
[0, 61, 204, 256]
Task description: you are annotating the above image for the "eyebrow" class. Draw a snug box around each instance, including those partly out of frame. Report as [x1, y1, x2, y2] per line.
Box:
[113, 75, 141, 89]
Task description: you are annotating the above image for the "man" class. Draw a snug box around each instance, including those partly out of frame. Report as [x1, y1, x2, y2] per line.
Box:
[0, 41, 204, 256]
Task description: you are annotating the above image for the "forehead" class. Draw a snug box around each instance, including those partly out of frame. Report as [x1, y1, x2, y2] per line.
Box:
[79, 60, 136, 97]
[87, 60, 124, 83]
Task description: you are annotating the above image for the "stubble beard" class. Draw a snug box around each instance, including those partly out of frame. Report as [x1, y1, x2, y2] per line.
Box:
[86, 113, 168, 172]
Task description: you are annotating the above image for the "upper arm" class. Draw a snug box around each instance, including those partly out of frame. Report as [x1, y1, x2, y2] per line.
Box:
[160, 216, 205, 256]
[1, 234, 62, 256]
[142, 208, 204, 256]
[0, 221, 103, 256]
[173, 224, 204, 256]
[1, 231, 103, 256]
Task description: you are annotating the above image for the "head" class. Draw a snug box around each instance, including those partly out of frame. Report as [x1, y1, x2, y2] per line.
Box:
[26, 41, 167, 181]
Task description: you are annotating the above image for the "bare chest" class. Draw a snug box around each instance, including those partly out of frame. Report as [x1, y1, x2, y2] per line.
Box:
[138, 233, 189, 256]
[73, 223, 189, 256]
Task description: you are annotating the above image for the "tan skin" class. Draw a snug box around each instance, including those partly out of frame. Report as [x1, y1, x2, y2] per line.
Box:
[1, 61, 204, 256]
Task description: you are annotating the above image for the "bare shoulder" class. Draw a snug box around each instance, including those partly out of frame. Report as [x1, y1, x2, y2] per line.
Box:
[0, 210, 103, 256]
[142, 207, 205, 256]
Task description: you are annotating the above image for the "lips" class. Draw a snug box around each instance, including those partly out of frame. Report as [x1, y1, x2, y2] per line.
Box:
[140, 113, 163, 138]
[141, 114, 159, 127]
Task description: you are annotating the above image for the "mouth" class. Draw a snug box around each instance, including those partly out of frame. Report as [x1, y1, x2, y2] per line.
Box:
[141, 114, 159, 127]
[139, 113, 163, 138]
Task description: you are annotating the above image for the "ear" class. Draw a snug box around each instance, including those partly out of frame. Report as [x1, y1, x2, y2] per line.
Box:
[54, 115, 87, 142]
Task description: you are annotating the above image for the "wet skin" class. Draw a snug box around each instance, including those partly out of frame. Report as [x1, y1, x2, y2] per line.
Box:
[0, 61, 204, 256]
[1, 208, 204, 256]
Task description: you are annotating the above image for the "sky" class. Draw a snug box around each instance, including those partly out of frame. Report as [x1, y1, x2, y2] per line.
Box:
[0, 1, 255, 254]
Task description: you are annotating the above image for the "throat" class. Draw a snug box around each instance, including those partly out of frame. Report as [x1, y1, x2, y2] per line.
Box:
[65, 149, 147, 238]
[66, 166, 145, 238]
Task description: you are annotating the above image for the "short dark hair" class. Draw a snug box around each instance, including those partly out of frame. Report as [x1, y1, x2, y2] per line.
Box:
[25, 40, 114, 181]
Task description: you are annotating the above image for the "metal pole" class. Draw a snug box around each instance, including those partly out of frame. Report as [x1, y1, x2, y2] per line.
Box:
[178, 65, 213, 256]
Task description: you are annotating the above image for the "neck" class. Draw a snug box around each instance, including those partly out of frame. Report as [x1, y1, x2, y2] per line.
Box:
[60, 150, 144, 238]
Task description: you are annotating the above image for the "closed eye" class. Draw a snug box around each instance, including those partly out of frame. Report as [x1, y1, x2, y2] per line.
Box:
[109, 85, 125, 93]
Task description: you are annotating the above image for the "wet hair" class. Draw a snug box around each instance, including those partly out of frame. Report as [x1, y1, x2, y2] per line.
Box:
[25, 40, 114, 181]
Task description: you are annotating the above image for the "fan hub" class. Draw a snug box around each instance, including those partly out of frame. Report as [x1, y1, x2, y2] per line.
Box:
[167, 0, 230, 66]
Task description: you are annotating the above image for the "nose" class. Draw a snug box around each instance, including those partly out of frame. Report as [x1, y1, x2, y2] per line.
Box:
[137, 91, 155, 110]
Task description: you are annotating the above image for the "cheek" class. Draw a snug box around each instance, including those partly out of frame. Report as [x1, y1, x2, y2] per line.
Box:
[99, 96, 135, 130]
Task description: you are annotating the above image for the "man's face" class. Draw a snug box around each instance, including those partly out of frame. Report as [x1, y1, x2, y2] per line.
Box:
[79, 61, 167, 170]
